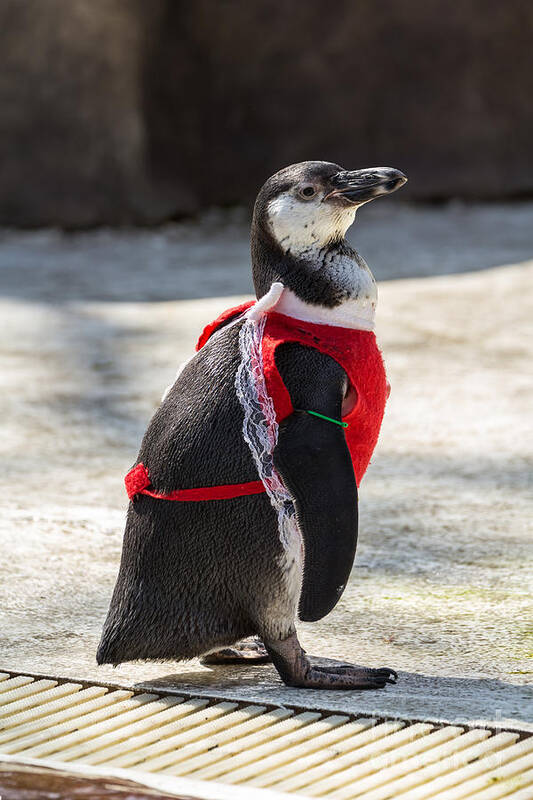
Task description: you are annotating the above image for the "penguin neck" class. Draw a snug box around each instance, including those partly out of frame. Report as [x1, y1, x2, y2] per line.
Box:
[251, 225, 377, 330]
[273, 286, 375, 331]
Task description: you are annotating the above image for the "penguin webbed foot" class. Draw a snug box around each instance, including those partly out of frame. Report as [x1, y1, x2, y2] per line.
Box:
[310, 663, 397, 689]
[265, 631, 397, 690]
[200, 637, 271, 665]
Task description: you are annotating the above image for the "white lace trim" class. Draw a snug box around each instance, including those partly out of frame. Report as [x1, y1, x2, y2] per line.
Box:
[235, 311, 300, 552]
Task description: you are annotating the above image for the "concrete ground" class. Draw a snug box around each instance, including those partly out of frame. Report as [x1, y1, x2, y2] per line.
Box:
[0, 202, 532, 732]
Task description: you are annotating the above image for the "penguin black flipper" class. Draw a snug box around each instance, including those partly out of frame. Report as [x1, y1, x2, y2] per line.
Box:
[273, 342, 358, 622]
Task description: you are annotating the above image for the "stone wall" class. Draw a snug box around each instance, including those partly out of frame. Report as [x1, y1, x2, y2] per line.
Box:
[1, 0, 532, 226]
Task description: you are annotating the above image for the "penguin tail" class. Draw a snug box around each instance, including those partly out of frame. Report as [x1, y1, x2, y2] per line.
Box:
[96, 630, 124, 667]
[96, 611, 139, 666]
[96, 606, 194, 666]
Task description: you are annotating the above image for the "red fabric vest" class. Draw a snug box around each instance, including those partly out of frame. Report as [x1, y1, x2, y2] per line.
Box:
[260, 311, 387, 487]
[199, 300, 388, 486]
[126, 300, 387, 500]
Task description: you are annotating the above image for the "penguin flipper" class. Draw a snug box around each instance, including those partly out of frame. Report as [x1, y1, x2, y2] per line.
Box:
[273, 343, 358, 622]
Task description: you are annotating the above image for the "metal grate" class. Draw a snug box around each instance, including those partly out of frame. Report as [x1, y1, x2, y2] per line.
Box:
[0, 671, 532, 799]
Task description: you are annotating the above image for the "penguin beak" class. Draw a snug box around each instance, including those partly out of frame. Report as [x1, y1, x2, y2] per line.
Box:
[325, 167, 407, 205]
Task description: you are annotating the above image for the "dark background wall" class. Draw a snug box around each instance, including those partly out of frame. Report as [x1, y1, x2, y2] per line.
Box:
[1, 0, 532, 227]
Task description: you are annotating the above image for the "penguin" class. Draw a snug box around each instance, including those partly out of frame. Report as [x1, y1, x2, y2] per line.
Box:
[97, 160, 407, 689]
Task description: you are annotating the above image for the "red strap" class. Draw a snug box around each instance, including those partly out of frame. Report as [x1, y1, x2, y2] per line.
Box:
[125, 463, 266, 502]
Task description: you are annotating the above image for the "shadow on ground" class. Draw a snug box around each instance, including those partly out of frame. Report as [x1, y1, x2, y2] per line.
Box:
[0, 202, 532, 302]
[139, 664, 533, 729]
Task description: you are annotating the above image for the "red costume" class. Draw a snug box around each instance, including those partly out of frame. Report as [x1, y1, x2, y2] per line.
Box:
[126, 301, 387, 501]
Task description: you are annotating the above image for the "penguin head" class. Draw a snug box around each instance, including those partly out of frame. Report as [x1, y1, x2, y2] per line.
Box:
[251, 161, 407, 304]
[253, 161, 407, 256]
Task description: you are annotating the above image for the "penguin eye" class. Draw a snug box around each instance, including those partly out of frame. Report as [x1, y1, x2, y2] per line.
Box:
[299, 185, 317, 199]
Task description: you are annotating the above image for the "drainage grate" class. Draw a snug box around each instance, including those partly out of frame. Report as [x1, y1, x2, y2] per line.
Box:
[0, 671, 532, 799]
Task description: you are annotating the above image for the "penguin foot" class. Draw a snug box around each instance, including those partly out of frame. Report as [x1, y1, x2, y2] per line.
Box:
[200, 637, 271, 665]
[264, 631, 397, 690]
[309, 664, 397, 689]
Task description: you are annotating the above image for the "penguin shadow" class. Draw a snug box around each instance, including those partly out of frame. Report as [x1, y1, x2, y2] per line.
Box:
[137, 662, 278, 691]
[132, 653, 397, 693]
[133, 661, 532, 727]
[134, 655, 405, 693]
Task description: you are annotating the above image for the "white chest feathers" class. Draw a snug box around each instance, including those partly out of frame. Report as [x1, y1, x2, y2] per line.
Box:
[275, 286, 376, 330]
[248, 281, 377, 331]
